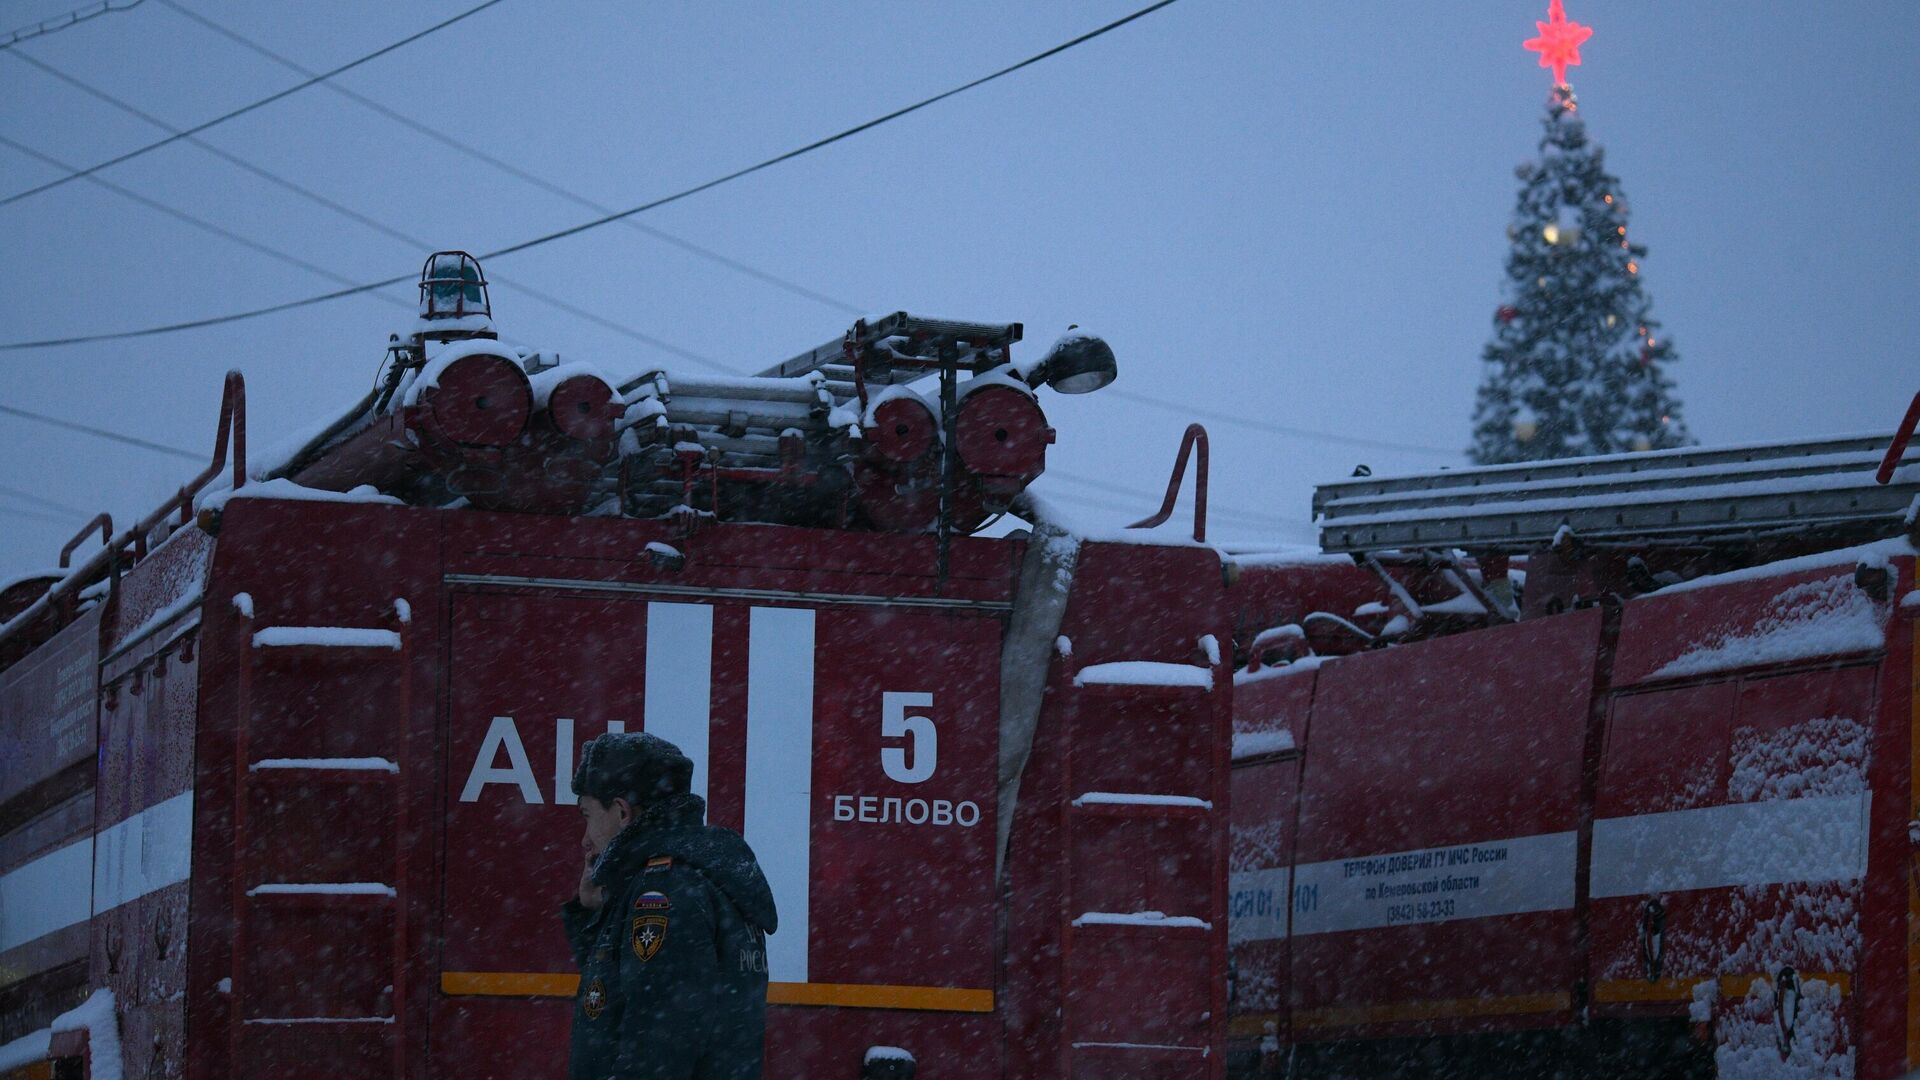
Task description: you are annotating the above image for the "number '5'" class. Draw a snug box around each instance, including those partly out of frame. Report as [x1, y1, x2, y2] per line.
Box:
[881, 691, 937, 784]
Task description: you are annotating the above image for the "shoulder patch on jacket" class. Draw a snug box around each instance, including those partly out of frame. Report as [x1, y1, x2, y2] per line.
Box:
[631, 891, 671, 961]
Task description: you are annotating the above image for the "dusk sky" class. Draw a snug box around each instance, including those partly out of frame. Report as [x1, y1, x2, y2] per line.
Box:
[2, 0, 1914, 581]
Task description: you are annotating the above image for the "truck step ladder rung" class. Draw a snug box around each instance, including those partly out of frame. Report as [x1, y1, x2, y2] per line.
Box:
[230, 593, 413, 1077]
[246, 882, 396, 898]
[243, 1016, 396, 1026]
[251, 626, 402, 650]
[1070, 792, 1212, 817]
[250, 757, 399, 773]
[1071, 911, 1212, 930]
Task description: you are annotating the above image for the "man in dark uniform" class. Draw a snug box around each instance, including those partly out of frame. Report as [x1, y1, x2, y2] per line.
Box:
[563, 732, 777, 1079]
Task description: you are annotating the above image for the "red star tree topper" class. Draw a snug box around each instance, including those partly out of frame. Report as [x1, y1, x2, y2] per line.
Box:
[1524, 0, 1593, 87]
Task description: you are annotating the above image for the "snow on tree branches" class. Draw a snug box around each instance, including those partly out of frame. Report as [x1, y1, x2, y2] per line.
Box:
[1471, 86, 1690, 465]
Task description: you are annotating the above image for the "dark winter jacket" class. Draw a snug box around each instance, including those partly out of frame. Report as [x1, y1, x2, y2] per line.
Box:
[562, 793, 778, 1080]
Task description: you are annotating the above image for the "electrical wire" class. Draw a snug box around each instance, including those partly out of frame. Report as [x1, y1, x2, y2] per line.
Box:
[0, 500, 81, 527]
[1, 0, 143, 51]
[3, 50, 735, 372]
[1045, 467, 1304, 529]
[5, 44, 1444, 457]
[0, 482, 94, 518]
[4, 0, 1443, 463]
[0, 131, 417, 305]
[154, 0, 867, 319]
[0, 402, 200, 459]
[0, 0, 507, 209]
[1105, 388, 1458, 457]
[1039, 487, 1315, 535]
[0, 0, 1181, 350]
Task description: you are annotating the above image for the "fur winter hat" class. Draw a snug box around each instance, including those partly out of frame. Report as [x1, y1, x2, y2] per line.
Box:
[571, 731, 694, 808]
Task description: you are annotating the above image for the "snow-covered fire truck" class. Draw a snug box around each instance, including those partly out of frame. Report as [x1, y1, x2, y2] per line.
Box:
[1, 252, 1916, 1078]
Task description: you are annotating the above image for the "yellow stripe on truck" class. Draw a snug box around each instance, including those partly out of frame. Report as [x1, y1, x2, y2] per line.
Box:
[441, 972, 993, 1013]
[1594, 972, 1851, 1005]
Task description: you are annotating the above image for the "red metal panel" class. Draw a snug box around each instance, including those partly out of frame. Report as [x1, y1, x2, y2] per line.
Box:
[441, 513, 1017, 608]
[1597, 681, 1738, 819]
[90, 598, 199, 1071]
[0, 605, 100, 810]
[1233, 666, 1315, 748]
[1226, 666, 1306, 1070]
[189, 498, 443, 1080]
[1289, 610, 1602, 1040]
[807, 606, 1000, 995]
[441, 591, 645, 981]
[1589, 662, 1880, 1072]
[1228, 754, 1298, 1055]
[1227, 556, 1386, 648]
[1868, 583, 1916, 1077]
[1613, 564, 1890, 687]
[100, 525, 211, 657]
[435, 583, 1008, 1076]
[1587, 680, 1737, 1010]
[1001, 661, 1073, 1080]
[1058, 543, 1224, 670]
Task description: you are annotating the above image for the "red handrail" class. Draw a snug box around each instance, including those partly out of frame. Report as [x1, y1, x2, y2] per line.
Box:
[1128, 423, 1209, 542]
[140, 370, 246, 541]
[59, 513, 112, 569]
[1877, 390, 1920, 485]
[0, 371, 246, 649]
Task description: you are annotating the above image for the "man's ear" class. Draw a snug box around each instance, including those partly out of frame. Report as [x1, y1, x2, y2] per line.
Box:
[611, 797, 635, 826]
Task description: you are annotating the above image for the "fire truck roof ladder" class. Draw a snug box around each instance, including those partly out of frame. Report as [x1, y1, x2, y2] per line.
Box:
[1314, 431, 1920, 555]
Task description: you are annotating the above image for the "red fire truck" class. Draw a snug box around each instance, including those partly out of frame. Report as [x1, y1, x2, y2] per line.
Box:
[1228, 426, 1920, 1078]
[1, 252, 1916, 1078]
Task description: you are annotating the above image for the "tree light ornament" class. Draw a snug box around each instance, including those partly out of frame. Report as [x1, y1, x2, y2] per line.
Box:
[1524, 0, 1594, 87]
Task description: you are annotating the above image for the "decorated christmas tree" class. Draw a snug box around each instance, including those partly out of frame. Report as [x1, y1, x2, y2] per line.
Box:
[1469, 1, 1690, 464]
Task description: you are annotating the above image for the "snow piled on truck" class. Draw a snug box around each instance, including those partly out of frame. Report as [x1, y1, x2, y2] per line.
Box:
[0, 988, 123, 1080]
[1728, 716, 1869, 804]
[1074, 661, 1212, 688]
[1716, 975, 1852, 1080]
[1650, 573, 1890, 680]
[1599, 704, 1872, 1076]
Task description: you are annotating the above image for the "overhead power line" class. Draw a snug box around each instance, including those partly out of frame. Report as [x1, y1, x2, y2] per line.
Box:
[0, 0, 1180, 350]
[1045, 468, 1305, 530]
[1038, 488, 1317, 538]
[0, 501, 83, 528]
[142, 3, 1426, 461]
[1, 0, 143, 51]
[155, 0, 866, 319]
[3, 0, 1439, 465]
[1106, 388, 1459, 457]
[0, 131, 412, 302]
[0, 0, 506, 210]
[0, 481, 94, 518]
[4, 49, 732, 372]
[0, 402, 200, 460]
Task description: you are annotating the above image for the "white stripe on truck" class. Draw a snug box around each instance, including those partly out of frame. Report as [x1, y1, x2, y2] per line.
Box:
[643, 602, 714, 804]
[0, 789, 193, 953]
[1589, 792, 1870, 898]
[1289, 830, 1579, 936]
[744, 606, 815, 983]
